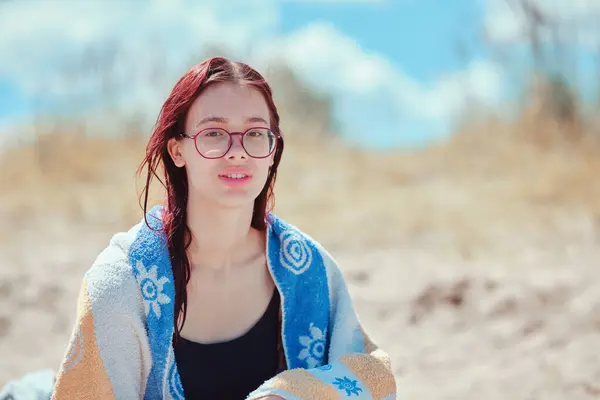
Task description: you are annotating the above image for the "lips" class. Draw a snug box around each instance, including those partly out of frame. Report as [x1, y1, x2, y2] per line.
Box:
[218, 166, 252, 179]
[217, 166, 253, 187]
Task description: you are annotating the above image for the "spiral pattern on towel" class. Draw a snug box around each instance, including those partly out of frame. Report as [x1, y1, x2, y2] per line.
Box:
[167, 356, 185, 400]
[279, 230, 313, 275]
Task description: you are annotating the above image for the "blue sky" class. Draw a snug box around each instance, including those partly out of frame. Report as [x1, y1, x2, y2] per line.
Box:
[0, 0, 598, 149]
[280, 0, 486, 80]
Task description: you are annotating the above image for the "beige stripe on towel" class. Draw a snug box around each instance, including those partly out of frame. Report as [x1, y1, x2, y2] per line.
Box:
[266, 368, 340, 400]
[51, 279, 116, 400]
[339, 353, 396, 400]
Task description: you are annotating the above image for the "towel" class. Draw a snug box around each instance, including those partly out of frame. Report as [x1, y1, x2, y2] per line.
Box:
[0, 369, 55, 400]
[51, 205, 397, 399]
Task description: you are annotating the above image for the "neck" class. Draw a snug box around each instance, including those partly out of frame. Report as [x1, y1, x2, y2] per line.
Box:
[185, 195, 260, 272]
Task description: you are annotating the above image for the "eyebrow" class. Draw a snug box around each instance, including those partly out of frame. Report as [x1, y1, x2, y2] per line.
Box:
[195, 115, 269, 128]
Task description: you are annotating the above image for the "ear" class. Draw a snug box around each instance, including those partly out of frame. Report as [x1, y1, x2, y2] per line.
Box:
[167, 137, 186, 168]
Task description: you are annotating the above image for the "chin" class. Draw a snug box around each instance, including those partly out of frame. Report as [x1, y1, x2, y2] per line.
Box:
[214, 189, 261, 209]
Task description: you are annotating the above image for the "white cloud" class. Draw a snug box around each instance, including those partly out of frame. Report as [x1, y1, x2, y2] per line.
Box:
[0, 0, 505, 148]
[485, 0, 600, 47]
[0, 0, 279, 127]
[255, 22, 505, 144]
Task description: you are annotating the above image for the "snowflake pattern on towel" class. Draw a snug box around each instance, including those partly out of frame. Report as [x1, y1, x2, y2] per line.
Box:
[135, 260, 171, 319]
[298, 322, 327, 368]
[332, 376, 363, 396]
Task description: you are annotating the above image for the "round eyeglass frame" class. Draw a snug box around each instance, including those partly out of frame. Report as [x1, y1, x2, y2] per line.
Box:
[180, 127, 280, 159]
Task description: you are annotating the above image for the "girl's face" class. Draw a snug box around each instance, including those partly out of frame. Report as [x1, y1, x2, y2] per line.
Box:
[167, 82, 276, 209]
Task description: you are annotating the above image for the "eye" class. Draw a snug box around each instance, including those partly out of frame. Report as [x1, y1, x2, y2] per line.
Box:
[203, 130, 223, 137]
[246, 129, 265, 137]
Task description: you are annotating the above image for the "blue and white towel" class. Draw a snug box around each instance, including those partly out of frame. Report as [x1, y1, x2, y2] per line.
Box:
[50, 205, 397, 399]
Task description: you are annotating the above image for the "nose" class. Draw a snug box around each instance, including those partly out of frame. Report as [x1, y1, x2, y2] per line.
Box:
[225, 134, 247, 160]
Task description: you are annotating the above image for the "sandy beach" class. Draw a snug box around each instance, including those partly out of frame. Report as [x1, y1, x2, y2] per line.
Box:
[1, 210, 599, 399]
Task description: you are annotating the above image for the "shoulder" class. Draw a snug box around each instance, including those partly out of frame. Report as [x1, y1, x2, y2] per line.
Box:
[81, 220, 145, 316]
[267, 213, 345, 281]
[268, 214, 353, 322]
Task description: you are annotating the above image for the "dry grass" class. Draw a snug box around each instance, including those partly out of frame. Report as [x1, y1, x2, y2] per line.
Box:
[1, 109, 600, 253]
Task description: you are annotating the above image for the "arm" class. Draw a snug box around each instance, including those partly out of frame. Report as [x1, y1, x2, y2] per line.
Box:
[248, 252, 397, 400]
[51, 252, 151, 399]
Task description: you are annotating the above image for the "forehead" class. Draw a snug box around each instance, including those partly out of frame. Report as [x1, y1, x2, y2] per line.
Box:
[186, 82, 270, 127]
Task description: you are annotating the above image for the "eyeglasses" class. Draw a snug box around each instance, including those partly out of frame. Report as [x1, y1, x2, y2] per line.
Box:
[180, 127, 279, 159]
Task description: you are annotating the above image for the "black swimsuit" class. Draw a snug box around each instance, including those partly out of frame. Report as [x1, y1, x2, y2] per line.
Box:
[174, 289, 281, 399]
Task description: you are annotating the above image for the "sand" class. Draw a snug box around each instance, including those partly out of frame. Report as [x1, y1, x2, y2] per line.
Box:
[1, 216, 599, 400]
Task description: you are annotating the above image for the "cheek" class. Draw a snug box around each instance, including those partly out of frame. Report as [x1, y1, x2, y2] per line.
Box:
[255, 159, 273, 177]
[176, 142, 196, 167]
[184, 156, 213, 183]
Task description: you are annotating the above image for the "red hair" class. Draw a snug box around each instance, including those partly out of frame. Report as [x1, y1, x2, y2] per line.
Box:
[137, 57, 284, 342]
